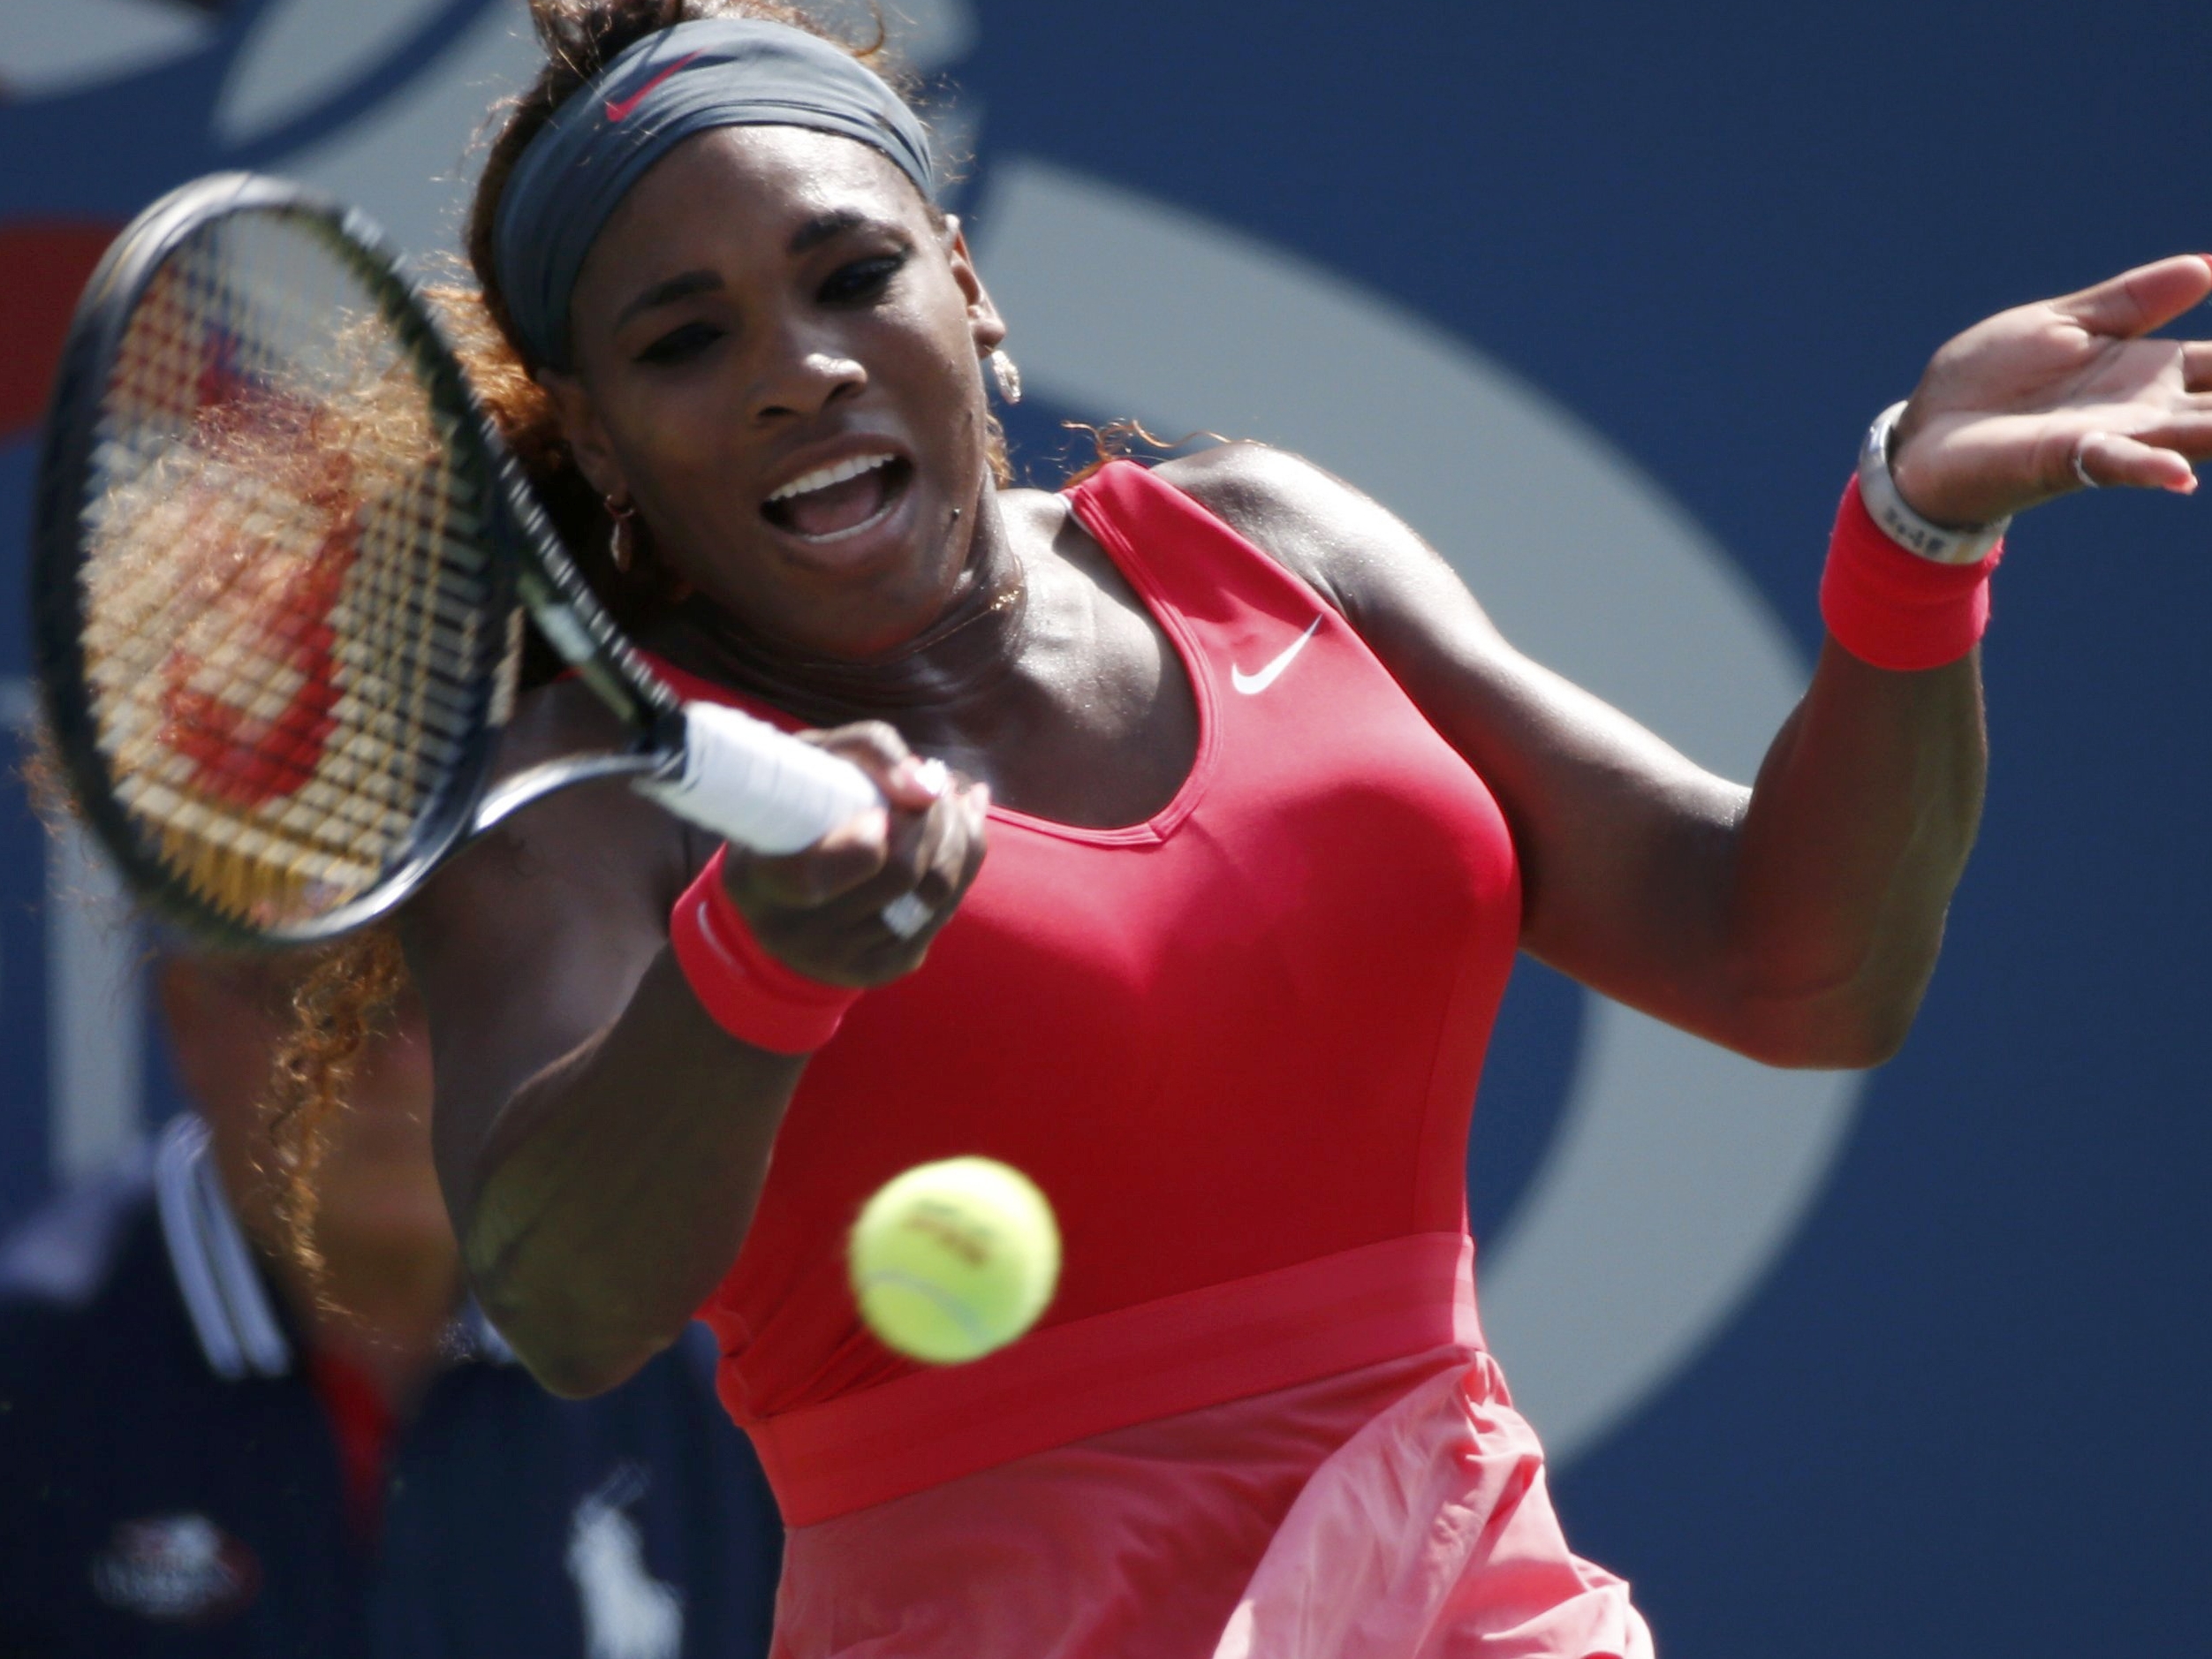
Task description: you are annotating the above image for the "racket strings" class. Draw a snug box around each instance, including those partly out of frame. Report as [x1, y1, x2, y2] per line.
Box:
[76, 213, 500, 929]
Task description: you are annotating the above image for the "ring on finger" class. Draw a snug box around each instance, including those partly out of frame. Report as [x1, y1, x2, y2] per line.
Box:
[2071, 433, 2102, 491]
[880, 892, 934, 940]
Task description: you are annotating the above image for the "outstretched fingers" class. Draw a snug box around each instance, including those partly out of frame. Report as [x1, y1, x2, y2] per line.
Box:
[2051, 254, 2212, 340]
[2058, 427, 2207, 495]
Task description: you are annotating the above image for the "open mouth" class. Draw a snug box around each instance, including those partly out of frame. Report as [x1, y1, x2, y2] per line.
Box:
[761, 451, 914, 542]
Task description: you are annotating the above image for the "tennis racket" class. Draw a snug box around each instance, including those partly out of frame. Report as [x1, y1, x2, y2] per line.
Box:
[33, 171, 885, 950]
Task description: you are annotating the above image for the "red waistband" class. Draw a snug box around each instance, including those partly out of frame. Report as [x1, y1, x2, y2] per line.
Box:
[741, 1231, 1481, 1526]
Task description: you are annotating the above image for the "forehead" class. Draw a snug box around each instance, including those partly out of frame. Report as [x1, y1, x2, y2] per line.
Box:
[580, 125, 928, 283]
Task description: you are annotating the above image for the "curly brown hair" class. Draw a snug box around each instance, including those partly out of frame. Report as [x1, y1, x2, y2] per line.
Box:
[261, 927, 412, 1280]
[267, 0, 986, 1276]
[23, 716, 408, 1287]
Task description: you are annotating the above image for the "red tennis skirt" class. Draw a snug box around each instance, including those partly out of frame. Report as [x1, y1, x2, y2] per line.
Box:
[769, 1343, 1652, 1658]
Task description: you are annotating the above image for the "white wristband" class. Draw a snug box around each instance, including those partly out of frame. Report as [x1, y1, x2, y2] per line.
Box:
[1857, 402, 2009, 566]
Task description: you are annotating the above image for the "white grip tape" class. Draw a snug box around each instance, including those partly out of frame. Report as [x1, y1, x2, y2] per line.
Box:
[635, 701, 881, 853]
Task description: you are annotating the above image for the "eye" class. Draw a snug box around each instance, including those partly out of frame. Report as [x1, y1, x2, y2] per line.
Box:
[819, 253, 905, 306]
[634, 321, 722, 367]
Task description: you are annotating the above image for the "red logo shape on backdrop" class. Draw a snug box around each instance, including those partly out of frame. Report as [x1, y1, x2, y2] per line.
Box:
[0, 221, 124, 438]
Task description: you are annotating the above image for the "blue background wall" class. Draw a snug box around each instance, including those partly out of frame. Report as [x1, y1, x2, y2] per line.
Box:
[4, 2, 2208, 1652]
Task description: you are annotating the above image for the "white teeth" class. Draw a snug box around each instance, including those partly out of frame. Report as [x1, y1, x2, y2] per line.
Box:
[767, 451, 896, 504]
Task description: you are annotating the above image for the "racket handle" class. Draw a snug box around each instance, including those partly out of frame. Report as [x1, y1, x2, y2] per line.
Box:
[637, 701, 882, 854]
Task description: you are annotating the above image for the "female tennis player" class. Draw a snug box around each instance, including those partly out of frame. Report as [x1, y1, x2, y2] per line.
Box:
[352, 2, 2212, 1652]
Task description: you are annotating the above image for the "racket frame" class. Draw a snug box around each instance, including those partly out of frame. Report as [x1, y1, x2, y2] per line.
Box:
[33, 172, 683, 948]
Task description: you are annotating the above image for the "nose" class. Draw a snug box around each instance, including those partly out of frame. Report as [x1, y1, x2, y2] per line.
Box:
[748, 322, 866, 424]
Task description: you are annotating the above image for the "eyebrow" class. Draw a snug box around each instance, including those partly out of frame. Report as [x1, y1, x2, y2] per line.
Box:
[610, 212, 898, 332]
[788, 208, 877, 256]
[613, 269, 723, 333]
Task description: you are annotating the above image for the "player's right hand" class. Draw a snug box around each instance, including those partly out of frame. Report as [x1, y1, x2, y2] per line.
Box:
[718, 720, 989, 987]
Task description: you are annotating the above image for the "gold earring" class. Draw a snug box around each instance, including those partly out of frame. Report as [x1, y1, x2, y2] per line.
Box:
[988, 347, 1022, 406]
[607, 497, 637, 574]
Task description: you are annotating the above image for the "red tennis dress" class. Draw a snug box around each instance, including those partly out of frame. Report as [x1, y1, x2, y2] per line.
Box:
[678, 461, 1650, 1657]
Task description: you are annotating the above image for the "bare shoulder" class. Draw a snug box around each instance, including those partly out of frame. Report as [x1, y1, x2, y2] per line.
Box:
[1155, 443, 1470, 617]
[401, 677, 699, 1194]
[1152, 443, 1341, 596]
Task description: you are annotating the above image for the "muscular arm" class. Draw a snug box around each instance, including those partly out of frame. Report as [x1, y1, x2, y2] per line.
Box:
[399, 683, 795, 1395]
[1163, 443, 1983, 1068]
[404, 682, 984, 1396]
[1158, 256, 2212, 1065]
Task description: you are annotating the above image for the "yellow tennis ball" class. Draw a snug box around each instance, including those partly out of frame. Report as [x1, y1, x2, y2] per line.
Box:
[848, 1156, 1062, 1365]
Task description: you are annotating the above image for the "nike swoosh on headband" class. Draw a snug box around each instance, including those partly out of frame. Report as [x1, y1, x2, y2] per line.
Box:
[605, 52, 703, 122]
[1231, 617, 1322, 695]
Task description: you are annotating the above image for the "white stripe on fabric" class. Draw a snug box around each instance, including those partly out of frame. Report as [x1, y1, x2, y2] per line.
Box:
[154, 1117, 249, 1381]
[154, 1116, 292, 1381]
[190, 1136, 292, 1377]
[155, 1117, 515, 1375]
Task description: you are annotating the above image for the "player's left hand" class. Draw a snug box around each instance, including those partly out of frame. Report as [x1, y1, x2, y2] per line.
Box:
[1889, 254, 2212, 527]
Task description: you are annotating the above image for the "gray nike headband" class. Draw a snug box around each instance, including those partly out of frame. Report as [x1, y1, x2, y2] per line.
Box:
[491, 18, 936, 370]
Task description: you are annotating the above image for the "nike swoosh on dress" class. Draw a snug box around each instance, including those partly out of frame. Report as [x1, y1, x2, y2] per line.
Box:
[1231, 617, 1322, 695]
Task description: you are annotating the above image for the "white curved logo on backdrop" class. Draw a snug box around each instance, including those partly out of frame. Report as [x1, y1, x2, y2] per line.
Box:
[0, 0, 217, 98]
[20, 0, 1864, 1466]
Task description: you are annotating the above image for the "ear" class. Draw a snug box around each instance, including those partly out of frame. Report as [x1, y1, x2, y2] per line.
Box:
[536, 367, 632, 504]
[942, 216, 1007, 357]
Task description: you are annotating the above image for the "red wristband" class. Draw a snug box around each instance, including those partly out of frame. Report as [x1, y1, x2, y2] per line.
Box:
[668, 846, 860, 1055]
[1820, 477, 2001, 671]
